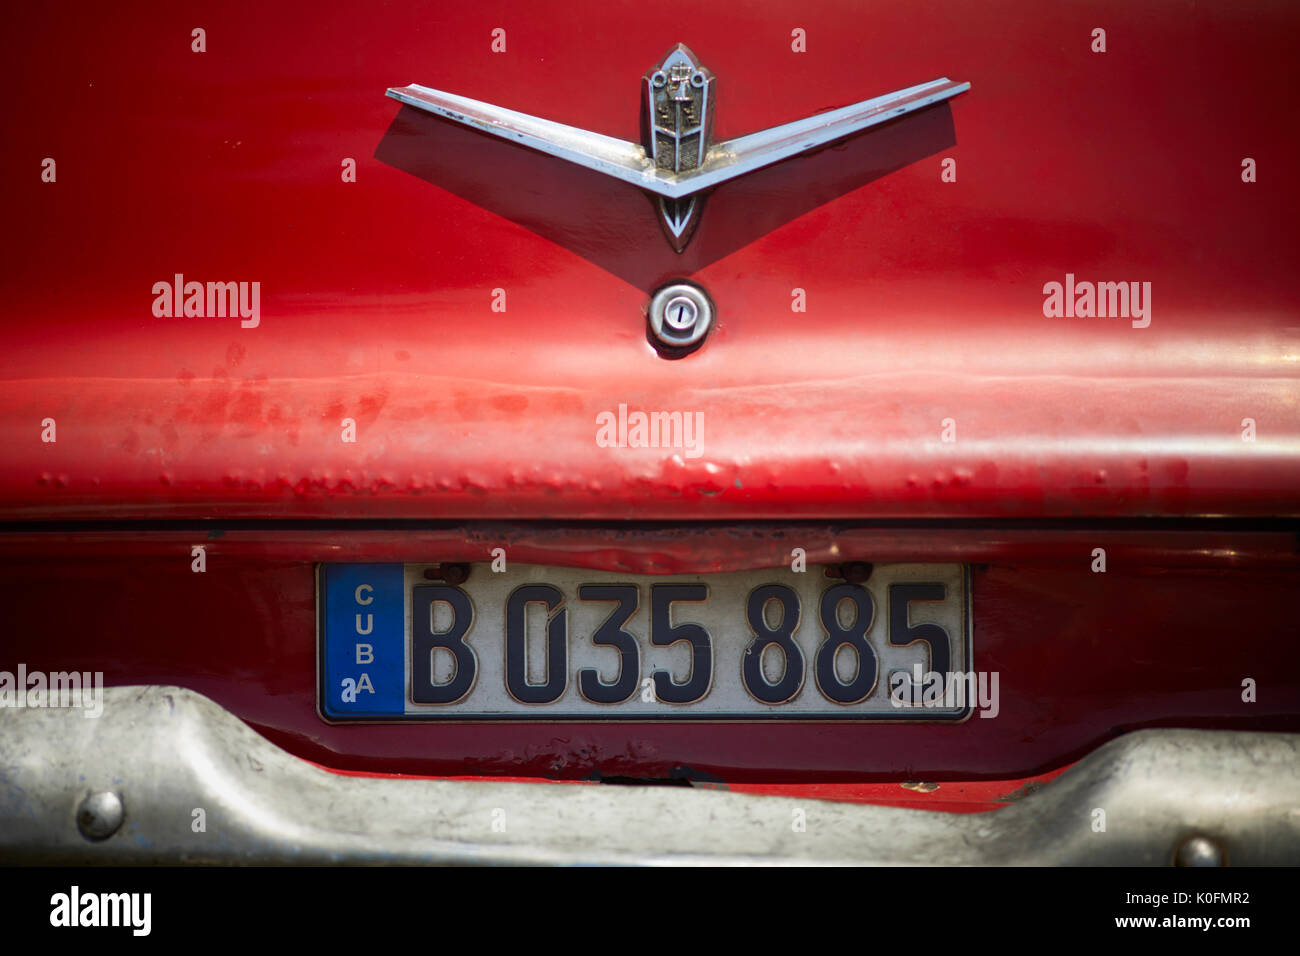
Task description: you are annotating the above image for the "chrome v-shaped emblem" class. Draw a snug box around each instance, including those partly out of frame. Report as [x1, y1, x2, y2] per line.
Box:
[387, 44, 969, 252]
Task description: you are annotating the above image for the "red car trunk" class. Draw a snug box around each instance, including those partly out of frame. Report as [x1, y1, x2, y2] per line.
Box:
[1, 0, 1297, 798]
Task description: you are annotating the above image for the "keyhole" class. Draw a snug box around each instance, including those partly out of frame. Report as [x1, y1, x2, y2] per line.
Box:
[663, 296, 697, 331]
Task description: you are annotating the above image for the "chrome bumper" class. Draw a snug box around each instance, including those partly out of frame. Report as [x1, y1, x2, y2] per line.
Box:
[1, 686, 1297, 865]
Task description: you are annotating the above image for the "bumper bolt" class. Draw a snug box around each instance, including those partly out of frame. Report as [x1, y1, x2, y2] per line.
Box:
[1175, 835, 1225, 867]
[76, 791, 124, 841]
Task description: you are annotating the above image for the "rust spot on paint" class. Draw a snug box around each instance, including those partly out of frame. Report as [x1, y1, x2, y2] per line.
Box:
[490, 394, 529, 415]
[997, 780, 1044, 803]
[900, 781, 939, 793]
[452, 391, 476, 419]
[229, 389, 264, 427]
[356, 393, 388, 417]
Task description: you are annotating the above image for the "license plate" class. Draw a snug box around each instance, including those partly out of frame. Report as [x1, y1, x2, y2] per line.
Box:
[318, 563, 971, 721]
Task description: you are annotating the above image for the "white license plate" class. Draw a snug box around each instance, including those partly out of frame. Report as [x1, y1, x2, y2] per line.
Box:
[319, 562, 971, 721]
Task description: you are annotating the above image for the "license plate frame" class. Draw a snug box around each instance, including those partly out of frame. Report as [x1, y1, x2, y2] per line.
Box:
[317, 562, 973, 723]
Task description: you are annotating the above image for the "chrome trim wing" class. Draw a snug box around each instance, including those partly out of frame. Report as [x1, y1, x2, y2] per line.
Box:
[386, 84, 662, 190]
[385, 76, 969, 201]
[704, 78, 970, 189]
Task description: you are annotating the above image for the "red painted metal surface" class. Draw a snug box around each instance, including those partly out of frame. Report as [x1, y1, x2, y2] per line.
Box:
[0, 524, 1294, 571]
[722, 771, 1073, 814]
[2, 2, 1298, 791]
[2, 1, 1297, 520]
[1, 530, 1296, 782]
[310, 761, 1073, 813]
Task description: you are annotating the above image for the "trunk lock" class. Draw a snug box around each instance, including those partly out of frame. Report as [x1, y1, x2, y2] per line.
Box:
[648, 281, 713, 355]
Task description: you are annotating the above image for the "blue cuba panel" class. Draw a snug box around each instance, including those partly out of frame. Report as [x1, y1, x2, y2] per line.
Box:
[321, 564, 405, 717]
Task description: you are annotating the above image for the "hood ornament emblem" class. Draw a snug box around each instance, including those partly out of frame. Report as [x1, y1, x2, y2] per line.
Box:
[387, 44, 968, 252]
[642, 45, 715, 250]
